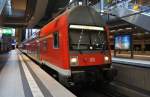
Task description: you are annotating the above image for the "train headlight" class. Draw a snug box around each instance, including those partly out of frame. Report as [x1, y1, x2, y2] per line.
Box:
[104, 56, 109, 63]
[105, 56, 109, 61]
[71, 58, 77, 63]
[70, 56, 78, 66]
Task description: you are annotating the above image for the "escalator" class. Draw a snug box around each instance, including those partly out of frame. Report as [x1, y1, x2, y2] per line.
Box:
[108, 0, 150, 31]
[0, 0, 7, 14]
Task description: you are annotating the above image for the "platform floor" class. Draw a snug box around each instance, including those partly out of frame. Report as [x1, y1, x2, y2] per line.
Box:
[112, 53, 150, 61]
[0, 50, 76, 97]
[112, 53, 150, 68]
[0, 50, 25, 97]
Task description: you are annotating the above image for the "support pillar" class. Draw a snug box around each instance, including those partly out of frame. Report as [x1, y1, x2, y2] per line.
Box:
[100, 0, 104, 13]
[141, 35, 145, 53]
[131, 34, 134, 58]
[82, 0, 88, 6]
[15, 28, 23, 45]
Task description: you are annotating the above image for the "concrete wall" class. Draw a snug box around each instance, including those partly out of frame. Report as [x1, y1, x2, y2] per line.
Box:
[113, 64, 150, 92]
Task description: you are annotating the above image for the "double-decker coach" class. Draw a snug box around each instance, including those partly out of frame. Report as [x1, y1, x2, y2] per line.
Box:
[22, 6, 117, 86]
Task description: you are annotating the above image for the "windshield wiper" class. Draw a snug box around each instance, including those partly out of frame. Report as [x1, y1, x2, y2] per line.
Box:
[77, 29, 84, 49]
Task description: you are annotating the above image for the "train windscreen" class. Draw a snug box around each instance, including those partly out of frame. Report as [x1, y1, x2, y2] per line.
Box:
[69, 27, 108, 51]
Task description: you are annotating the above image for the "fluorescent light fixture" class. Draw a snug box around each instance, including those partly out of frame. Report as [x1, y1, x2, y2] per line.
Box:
[79, 1, 83, 5]
[118, 29, 123, 31]
[70, 25, 104, 31]
[125, 28, 132, 30]
[110, 30, 116, 32]
[69, 0, 73, 3]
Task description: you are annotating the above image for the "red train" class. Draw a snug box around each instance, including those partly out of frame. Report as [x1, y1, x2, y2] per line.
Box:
[21, 6, 116, 86]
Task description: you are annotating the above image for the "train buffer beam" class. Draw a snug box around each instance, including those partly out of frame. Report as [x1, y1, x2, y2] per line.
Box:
[0, 50, 76, 97]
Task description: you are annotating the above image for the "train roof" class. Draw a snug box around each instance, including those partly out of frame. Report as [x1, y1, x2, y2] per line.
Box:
[40, 6, 106, 37]
[68, 6, 106, 26]
[43, 6, 106, 28]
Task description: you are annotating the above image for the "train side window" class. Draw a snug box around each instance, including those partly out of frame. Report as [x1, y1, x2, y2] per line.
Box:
[43, 40, 47, 51]
[53, 32, 59, 48]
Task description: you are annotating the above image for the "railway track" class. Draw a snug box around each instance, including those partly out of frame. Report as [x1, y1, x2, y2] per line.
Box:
[69, 83, 129, 97]
[98, 83, 129, 97]
[36, 64, 129, 97]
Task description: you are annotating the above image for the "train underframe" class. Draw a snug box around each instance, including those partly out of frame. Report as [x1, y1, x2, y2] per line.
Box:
[22, 51, 117, 87]
[58, 64, 117, 87]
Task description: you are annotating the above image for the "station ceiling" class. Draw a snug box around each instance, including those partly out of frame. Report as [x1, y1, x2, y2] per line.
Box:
[0, 0, 99, 28]
[1, 0, 36, 27]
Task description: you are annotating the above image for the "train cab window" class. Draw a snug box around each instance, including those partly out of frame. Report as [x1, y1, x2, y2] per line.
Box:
[69, 29, 108, 51]
[53, 32, 59, 48]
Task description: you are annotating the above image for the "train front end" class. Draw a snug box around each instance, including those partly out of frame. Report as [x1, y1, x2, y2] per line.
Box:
[67, 6, 117, 84]
[68, 25, 116, 83]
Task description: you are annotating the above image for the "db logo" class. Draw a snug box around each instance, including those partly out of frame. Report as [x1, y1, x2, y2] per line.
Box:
[89, 58, 95, 62]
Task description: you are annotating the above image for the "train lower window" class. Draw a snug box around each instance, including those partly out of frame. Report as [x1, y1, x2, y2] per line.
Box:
[53, 32, 59, 48]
